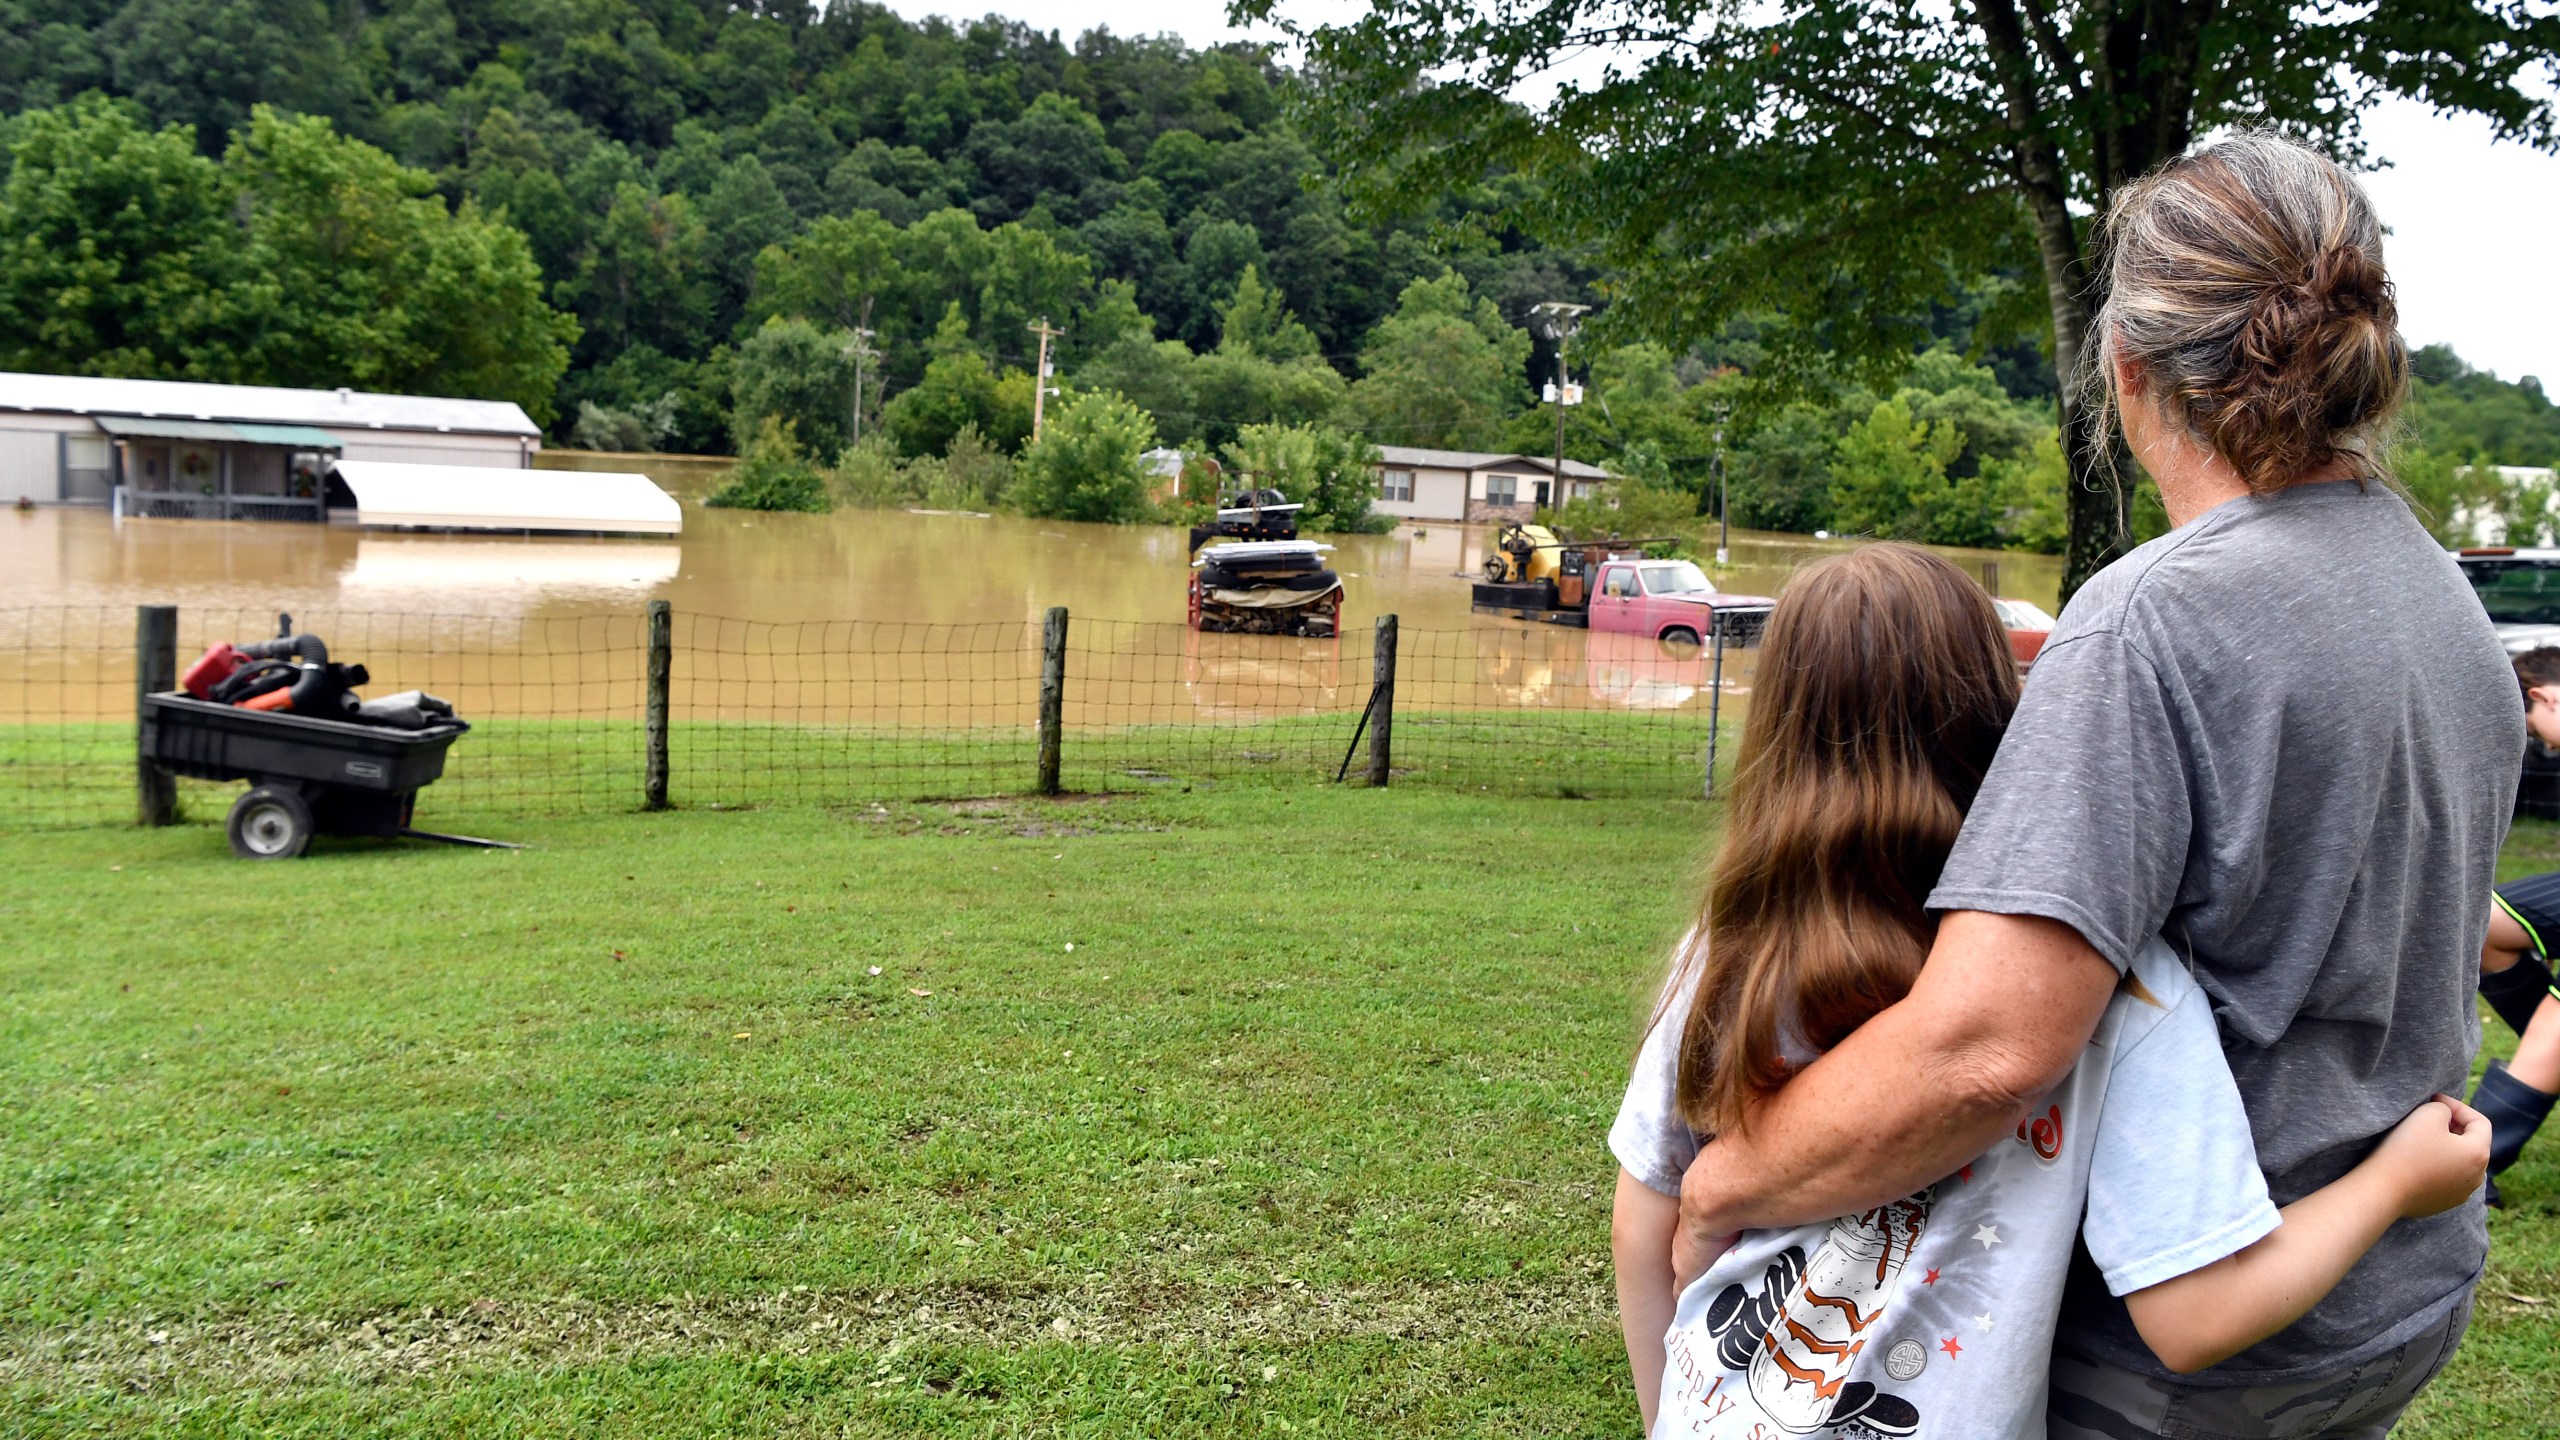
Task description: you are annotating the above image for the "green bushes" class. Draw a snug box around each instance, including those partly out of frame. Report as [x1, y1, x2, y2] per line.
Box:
[907, 426, 1016, 510]
[1547, 477, 1701, 550]
[729, 317, 865, 460]
[826, 436, 914, 509]
[1670, 349, 2070, 552]
[818, 427, 1016, 512]
[1011, 390, 1159, 523]
[877, 307, 1037, 459]
[704, 419, 830, 512]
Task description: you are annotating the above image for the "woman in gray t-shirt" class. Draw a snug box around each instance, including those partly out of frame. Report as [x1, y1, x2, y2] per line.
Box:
[1611, 544, 2487, 1440]
[1653, 133, 2520, 1440]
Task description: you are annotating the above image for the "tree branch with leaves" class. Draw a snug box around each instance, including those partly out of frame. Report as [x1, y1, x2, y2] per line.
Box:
[1257, 0, 2560, 593]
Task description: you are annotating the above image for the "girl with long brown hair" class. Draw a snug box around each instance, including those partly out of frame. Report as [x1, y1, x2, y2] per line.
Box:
[1607, 543, 2486, 1439]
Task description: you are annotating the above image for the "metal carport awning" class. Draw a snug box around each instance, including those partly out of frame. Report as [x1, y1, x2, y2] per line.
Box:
[94, 414, 342, 449]
[230, 423, 342, 449]
[95, 414, 251, 443]
[329, 460, 682, 536]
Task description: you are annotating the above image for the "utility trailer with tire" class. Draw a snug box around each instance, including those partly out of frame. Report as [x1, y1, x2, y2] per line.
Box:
[139, 693, 504, 858]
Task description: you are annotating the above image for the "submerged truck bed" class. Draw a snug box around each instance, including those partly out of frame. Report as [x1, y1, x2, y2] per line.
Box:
[1470, 580, 1589, 626]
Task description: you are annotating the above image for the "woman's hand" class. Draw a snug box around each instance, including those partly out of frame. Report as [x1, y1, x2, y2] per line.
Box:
[1671, 1219, 1740, 1294]
[2368, 1095, 2491, 1219]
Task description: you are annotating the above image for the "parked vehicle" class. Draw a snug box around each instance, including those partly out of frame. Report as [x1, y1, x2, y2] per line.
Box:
[1471, 524, 1772, 645]
[1472, 523, 1640, 619]
[1587, 558, 1775, 646]
[2455, 548, 2560, 820]
[1188, 539, 1343, 637]
[2456, 547, 2560, 655]
[1187, 486, 1302, 551]
[1993, 597, 2057, 668]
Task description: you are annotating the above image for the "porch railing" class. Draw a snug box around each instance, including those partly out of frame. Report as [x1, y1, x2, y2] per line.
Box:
[112, 488, 324, 522]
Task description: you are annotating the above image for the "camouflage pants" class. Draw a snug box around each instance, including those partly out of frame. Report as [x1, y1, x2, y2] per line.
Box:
[2047, 1294, 2472, 1440]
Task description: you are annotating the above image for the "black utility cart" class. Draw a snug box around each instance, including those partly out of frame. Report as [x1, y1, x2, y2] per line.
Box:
[140, 693, 496, 859]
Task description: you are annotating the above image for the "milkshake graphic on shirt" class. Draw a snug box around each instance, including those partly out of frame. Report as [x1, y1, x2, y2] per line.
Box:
[1620, 941, 2285, 1440]
[1699, 1191, 1932, 1435]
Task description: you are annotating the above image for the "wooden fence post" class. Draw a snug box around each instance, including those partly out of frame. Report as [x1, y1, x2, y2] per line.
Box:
[644, 599, 671, 811]
[1037, 606, 1067, 795]
[135, 604, 177, 827]
[1369, 613, 1397, 787]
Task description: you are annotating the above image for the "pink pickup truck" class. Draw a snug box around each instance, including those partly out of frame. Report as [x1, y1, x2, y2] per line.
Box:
[1586, 558, 1774, 645]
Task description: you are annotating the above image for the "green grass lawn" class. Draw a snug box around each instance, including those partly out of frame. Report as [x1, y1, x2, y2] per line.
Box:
[0, 791, 2551, 1437]
[0, 708, 1728, 832]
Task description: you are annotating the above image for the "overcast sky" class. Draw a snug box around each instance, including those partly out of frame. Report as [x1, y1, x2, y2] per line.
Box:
[888, 1, 2560, 385]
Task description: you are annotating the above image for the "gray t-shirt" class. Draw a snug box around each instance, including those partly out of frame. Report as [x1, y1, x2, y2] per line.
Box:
[1929, 480, 2518, 1383]
[1614, 941, 2279, 1440]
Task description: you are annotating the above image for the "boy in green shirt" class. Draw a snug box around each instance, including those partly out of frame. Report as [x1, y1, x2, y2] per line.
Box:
[2479, 646, 2560, 1204]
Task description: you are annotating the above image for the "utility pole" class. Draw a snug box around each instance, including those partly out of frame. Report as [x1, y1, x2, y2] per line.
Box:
[1530, 302, 1590, 520]
[846, 301, 878, 448]
[1551, 357, 1567, 519]
[1713, 401, 1731, 567]
[1027, 317, 1064, 442]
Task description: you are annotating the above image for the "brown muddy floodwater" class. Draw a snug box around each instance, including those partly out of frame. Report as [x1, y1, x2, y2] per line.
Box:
[2, 451, 2062, 726]
[9, 449, 2063, 626]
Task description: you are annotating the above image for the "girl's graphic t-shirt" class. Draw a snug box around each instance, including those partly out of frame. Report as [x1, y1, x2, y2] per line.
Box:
[1611, 939, 2280, 1440]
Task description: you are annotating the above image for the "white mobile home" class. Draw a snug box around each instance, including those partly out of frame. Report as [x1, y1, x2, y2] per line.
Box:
[1, 371, 542, 510]
[1369, 446, 1615, 525]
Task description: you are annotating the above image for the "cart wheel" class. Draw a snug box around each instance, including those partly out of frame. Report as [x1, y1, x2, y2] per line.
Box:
[227, 786, 313, 860]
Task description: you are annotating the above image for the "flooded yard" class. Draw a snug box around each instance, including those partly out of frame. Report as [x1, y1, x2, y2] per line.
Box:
[1, 451, 2062, 732]
[8, 450, 2062, 628]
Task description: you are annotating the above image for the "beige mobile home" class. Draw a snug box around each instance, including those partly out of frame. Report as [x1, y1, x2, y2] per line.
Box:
[1369, 446, 1614, 525]
[0, 371, 541, 511]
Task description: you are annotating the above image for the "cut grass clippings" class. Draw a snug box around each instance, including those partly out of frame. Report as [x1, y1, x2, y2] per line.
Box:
[0, 792, 2550, 1437]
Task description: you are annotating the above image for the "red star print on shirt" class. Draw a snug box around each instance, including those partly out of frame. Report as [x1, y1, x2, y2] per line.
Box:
[1940, 1336, 1964, 1359]
[1923, 1268, 1940, 1286]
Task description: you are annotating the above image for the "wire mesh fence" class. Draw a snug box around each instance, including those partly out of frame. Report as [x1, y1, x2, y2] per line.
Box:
[0, 608, 138, 829]
[669, 616, 1040, 809]
[0, 605, 1761, 832]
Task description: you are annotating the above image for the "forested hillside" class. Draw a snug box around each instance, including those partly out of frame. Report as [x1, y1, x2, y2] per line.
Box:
[1, 1, 2551, 547]
[1, 2, 1601, 444]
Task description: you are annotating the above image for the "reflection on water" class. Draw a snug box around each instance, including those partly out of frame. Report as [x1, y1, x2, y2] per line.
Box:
[1477, 628, 1563, 707]
[9, 449, 2065, 626]
[1583, 630, 1753, 712]
[341, 537, 682, 605]
[5, 449, 2061, 726]
[1179, 628, 1348, 721]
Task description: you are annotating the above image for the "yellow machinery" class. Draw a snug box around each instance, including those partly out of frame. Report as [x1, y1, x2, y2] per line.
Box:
[1472, 523, 1680, 623]
[1481, 524, 1564, 585]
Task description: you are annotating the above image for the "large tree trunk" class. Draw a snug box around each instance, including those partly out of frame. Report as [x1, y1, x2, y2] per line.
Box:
[1974, 0, 2132, 602]
[2038, 211, 2127, 602]
[2058, 358, 2129, 601]
[2060, 0, 2216, 598]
